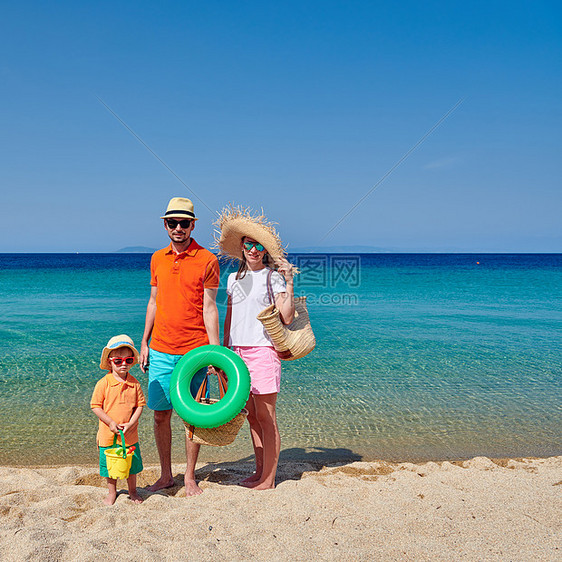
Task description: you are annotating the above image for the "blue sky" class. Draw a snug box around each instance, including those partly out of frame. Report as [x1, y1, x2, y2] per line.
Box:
[1, 1, 561, 252]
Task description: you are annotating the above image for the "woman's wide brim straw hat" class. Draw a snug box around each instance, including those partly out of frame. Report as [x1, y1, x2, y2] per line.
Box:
[100, 335, 140, 370]
[160, 197, 198, 221]
[214, 205, 287, 263]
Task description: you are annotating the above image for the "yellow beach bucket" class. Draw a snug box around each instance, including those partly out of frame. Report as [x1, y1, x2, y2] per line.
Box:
[104, 430, 133, 479]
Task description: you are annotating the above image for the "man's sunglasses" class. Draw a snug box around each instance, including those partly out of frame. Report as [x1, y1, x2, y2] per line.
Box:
[165, 218, 193, 229]
[109, 357, 135, 366]
[243, 241, 265, 252]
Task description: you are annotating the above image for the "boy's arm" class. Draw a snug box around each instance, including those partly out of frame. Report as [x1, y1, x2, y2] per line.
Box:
[140, 286, 158, 372]
[120, 406, 143, 434]
[92, 407, 119, 434]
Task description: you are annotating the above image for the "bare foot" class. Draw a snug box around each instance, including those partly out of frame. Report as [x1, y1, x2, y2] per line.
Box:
[184, 478, 203, 497]
[128, 491, 144, 504]
[147, 476, 175, 492]
[103, 491, 117, 505]
[241, 479, 275, 490]
[241, 472, 261, 484]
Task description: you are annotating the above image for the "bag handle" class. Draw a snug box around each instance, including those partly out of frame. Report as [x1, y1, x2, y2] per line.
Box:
[217, 369, 228, 397]
[193, 369, 229, 402]
[266, 269, 275, 306]
[194, 374, 208, 402]
[188, 368, 229, 439]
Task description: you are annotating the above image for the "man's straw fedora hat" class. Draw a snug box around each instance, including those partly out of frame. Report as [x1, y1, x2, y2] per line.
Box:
[160, 197, 198, 221]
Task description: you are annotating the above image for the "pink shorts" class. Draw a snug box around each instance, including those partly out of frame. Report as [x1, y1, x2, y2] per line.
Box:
[232, 346, 281, 395]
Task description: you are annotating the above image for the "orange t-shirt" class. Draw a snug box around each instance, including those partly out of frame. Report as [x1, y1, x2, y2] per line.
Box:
[90, 373, 146, 447]
[149, 239, 220, 355]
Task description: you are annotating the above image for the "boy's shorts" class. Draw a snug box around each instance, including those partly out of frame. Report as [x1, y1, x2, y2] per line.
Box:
[148, 348, 208, 411]
[99, 441, 143, 479]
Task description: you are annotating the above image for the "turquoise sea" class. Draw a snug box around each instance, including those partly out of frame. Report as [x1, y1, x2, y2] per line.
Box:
[1, 253, 561, 466]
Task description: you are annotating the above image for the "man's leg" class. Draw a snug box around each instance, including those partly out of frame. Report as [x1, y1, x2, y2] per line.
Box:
[183, 367, 208, 496]
[147, 349, 178, 491]
[184, 438, 203, 496]
[148, 408, 175, 491]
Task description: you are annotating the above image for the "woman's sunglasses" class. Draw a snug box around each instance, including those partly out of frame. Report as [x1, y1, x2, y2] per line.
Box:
[109, 357, 135, 366]
[243, 241, 265, 252]
[165, 218, 193, 229]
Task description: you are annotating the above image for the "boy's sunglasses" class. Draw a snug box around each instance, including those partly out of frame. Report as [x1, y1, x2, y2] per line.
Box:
[243, 241, 265, 252]
[109, 357, 135, 366]
[165, 218, 193, 229]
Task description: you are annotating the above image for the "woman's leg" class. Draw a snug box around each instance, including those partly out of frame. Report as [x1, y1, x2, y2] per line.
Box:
[241, 394, 264, 483]
[244, 393, 280, 489]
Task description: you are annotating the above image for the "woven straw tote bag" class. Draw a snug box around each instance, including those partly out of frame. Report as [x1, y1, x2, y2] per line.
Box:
[256, 270, 316, 361]
[184, 370, 248, 446]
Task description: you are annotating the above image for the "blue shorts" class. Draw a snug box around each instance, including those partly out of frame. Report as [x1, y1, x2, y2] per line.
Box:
[148, 348, 208, 411]
[99, 441, 143, 479]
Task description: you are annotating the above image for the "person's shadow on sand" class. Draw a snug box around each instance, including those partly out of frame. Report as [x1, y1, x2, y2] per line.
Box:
[138, 447, 362, 496]
[195, 446, 363, 487]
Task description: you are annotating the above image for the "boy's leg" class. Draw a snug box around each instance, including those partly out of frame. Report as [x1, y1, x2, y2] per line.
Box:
[104, 478, 117, 505]
[126, 473, 143, 503]
[99, 446, 118, 504]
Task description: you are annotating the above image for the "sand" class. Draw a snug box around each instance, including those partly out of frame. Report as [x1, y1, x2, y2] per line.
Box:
[0, 456, 560, 561]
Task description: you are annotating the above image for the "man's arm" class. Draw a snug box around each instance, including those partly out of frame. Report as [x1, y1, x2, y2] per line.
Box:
[140, 286, 158, 372]
[203, 288, 220, 345]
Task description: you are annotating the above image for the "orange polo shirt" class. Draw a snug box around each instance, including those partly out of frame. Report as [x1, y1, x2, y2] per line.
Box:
[90, 373, 146, 447]
[150, 239, 220, 355]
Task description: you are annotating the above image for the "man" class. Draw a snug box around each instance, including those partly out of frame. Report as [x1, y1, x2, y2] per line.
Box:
[140, 197, 220, 496]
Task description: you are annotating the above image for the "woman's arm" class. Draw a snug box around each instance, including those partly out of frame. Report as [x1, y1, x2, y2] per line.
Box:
[275, 259, 295, 324]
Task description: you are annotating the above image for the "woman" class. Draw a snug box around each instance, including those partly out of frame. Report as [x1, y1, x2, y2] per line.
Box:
[217, 206, 295, 489]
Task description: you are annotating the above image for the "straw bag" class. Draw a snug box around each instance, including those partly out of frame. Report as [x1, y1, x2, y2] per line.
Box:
[256, 269, 316, 361]
[184, 370, 248, 447]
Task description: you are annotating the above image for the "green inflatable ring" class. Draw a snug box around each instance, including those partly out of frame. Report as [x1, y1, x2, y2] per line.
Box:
[170, 345, 251, 428]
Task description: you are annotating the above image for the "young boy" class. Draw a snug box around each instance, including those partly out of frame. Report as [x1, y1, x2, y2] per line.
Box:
[91, 335, 146, 505]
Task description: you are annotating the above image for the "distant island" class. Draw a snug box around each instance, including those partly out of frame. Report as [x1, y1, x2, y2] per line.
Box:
[116, 246, 156, 253]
